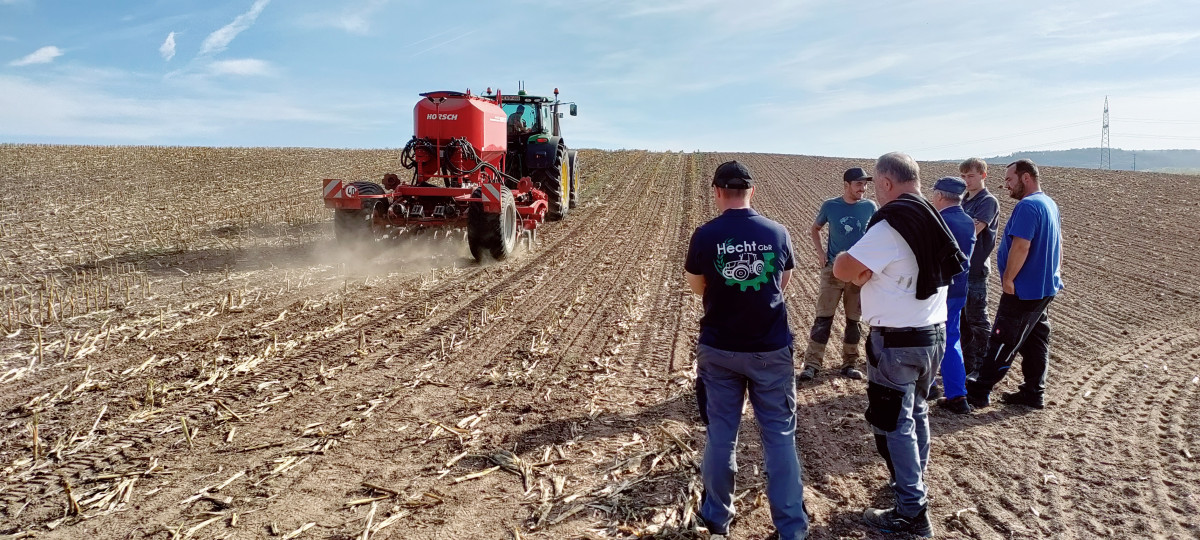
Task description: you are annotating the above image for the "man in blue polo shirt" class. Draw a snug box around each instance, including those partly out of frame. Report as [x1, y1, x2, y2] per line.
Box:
[966, 159, 1064, 410]
[685, 161, 808, 540]
[930, 177, 975, 414]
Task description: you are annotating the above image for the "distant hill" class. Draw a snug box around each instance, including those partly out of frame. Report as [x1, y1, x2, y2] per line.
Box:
[983, 148, 1200, 173]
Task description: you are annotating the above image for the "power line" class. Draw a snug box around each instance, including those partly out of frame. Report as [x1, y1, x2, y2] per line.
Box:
[1113, 133, 1200, 140]
[1009, 135, 1096, 150]
[910, 119, 1094, 152]
[905, 103, 1199, 157]
[1115, 118, 1200, 125]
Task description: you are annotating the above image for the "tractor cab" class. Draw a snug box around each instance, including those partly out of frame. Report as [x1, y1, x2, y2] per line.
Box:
[488, 93, 559, 179]
[502, 102, 541, 137]
[485, 85, 580, 221]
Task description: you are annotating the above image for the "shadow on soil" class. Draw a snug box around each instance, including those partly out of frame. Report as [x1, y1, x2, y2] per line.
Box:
[500, 381, 1038, 539]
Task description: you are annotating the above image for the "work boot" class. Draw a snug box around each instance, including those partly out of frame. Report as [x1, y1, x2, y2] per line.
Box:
[840, 366, 864, 380]
[798, 366, 817, 381]
[862, 507, 933, 537]
[937, 396, 973, 414]
[1001, 390, 1045, 409]
[966, 391, 990, 409]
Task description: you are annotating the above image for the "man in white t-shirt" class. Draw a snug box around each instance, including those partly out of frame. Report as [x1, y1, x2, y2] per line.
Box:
[833, 152, 965, 538]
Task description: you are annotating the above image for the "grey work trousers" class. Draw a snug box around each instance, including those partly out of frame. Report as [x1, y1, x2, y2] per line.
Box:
[865, 324, 944, 518]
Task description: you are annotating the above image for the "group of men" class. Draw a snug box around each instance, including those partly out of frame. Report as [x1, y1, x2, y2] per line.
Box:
[684, 153, 1063, 539]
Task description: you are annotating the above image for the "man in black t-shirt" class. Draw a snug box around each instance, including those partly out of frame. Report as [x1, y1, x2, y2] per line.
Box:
[684, 161, 808, 540]
[958, 158, 1000, 373]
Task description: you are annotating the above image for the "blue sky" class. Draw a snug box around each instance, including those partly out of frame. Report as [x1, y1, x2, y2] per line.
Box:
[2, 0, 1199, 160]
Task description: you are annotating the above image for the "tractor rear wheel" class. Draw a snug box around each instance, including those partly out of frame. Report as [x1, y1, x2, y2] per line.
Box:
[535, 145, 569, 221]
[333, 181, 384, 243]
[467, 186, 518, 261]
[568, 149, 579, 209]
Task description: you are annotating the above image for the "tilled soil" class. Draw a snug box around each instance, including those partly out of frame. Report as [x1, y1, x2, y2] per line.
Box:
[1, 146, 1198, 539]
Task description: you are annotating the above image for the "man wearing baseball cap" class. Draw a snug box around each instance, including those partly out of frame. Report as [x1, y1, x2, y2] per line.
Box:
[685, 160, 809, 540]
[930, 177, 976, 414]
[801, 167, 877, 381]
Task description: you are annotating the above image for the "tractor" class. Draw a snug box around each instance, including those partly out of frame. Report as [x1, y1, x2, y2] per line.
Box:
[721, 253, 765, 281]
[321, 85, 579, 261]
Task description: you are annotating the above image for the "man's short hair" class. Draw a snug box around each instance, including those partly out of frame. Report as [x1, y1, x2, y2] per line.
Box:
[1007, 159, 1040, 180]
[875, 152, 920, 184]
[959, 157, 987, 175]
[933, 189, 963, 203]
[716, 186, 751, 199]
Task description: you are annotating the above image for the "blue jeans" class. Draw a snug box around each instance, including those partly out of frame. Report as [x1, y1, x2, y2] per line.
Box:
[865, 324, 944, 518]
[940, 296, 968, 399]
[697, 344, 808, 539]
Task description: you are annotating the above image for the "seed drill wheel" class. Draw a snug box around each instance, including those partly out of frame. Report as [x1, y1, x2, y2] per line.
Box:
[536, 145, 570, 221]
[568, 149, 579, 209]
[333, 181, 384, 243]
[467, 185, 518, 261]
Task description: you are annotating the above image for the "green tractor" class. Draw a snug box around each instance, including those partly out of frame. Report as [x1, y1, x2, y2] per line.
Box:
[485, 84, 579, 220]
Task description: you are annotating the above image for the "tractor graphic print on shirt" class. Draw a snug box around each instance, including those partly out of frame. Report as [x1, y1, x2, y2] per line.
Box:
[714, 238, 778, 291]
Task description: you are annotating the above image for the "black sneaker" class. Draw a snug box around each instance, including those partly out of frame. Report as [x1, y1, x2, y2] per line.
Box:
[840, 366, 864, 380]
[1000, 390, 1044, 409]
[937, 396, 973, 414]
[798, 366, 817, 381]
[966, 391, 990, 409]
[926, 384, 943, 401]
[862, 506, 933, 537]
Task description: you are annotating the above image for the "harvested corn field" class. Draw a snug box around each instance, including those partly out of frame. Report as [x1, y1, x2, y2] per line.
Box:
[1, 145, 1199, 539]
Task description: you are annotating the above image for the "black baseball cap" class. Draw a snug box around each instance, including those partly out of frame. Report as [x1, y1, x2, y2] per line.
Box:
[713, 160, 753, 189]
[843, 167, 873, 182]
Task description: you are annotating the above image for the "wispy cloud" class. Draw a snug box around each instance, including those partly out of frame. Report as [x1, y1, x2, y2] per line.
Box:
[207, 58, 273, 76]
[0, 35, 17, 42]
[787, 52, 909, 92]
[9, 46, 63, 66]
[160, 32, 177, 61]
[409, 30, 476, 56]
[601, 0, 813, 32]
[301, 0, 389, 35]
[0, 73, 346, 142]
[1015, 31, 1200, 64]
[200, 0, 270, 56]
